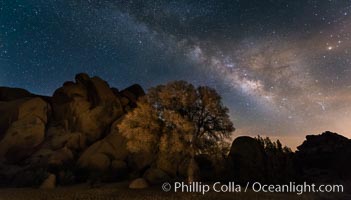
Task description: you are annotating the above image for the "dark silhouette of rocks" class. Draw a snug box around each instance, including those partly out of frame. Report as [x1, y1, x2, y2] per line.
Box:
[226, 132, 351, 185]
[120, 84, 145, 109]
[0, 87, 35, 101]
[295, 131, 351, 182]
[195, 154, 229, 182]
[228, 136, 267, 183]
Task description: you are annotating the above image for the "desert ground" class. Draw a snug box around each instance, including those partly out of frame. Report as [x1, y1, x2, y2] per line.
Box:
[0, 182, 349, 200]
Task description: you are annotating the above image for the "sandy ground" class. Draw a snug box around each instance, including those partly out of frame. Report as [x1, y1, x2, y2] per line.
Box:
[0, 182, 349, 200]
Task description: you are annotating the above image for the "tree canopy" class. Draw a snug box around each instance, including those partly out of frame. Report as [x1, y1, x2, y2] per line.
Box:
[118, 81, 234, 165]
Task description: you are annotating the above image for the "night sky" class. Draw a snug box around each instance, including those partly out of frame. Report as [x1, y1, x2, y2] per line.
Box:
[1, 0, 351, 148]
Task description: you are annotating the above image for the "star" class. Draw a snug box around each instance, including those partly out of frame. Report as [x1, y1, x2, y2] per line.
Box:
[1, 0, 351, 149]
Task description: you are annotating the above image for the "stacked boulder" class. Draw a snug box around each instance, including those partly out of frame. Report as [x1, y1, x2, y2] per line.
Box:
[0, 88, 51, 187]
[0, 73, 145, 187]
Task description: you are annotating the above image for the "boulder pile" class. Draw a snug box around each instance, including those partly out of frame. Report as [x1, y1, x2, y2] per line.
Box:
[295, 131, 351, 182]
[0, 73, 145, 187]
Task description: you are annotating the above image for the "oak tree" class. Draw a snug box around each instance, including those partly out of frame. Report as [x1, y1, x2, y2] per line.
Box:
[118, 81, 234, 181]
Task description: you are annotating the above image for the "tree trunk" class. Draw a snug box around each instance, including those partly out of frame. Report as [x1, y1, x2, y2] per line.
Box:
[187, 138, 196, 183]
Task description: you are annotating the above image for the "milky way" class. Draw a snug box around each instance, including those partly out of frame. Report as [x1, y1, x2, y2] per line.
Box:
[1, 0, 351, 148]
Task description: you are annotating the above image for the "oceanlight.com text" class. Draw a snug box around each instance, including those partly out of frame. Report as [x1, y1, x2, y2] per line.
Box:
[161, 182, 344, 195]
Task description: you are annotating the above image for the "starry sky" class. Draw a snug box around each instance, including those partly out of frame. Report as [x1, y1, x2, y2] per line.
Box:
[1, 0, 351, 148]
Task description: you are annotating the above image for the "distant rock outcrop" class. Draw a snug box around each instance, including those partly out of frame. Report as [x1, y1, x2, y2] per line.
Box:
[227, 133, 351, 184]
[295, 131, 351, 182]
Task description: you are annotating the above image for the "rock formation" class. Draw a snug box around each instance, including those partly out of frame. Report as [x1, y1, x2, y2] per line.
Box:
[0, 97, 50, 164]
[0, 73, 145, 187]
[295, 131, 351, 182]
[228, 136, 267, 183]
